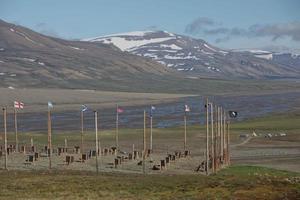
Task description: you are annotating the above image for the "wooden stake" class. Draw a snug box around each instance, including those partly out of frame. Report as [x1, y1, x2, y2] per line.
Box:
[94, 111, 99, 174]
[184, 113, 187, 151]
[14, 108, 18, 152]
[143, 110, 146, 174]
[47, 107, 52, 170]
[205, 98, 209, 175]
[3, 108, 8, 170]
[81, 110, 84, 155]
[210, 103, 214, 173]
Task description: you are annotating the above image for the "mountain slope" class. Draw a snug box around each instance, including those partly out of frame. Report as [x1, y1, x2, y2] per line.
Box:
[0, 20, 175, 89]
[83, 31, 300, 79]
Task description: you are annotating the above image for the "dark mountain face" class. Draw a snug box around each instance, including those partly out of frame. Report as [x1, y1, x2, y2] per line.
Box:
[84, 31, 300, 79]
[0, 20, 173, 89]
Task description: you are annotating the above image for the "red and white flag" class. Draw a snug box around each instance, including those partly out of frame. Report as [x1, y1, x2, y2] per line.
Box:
[14, 101, 24, 109]
[117, 107, 124, 113]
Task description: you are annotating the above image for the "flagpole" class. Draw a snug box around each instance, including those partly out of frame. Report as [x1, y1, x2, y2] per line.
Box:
[47, 106, 52, 170]
[227, 120, 230, 165]
[223, 110, 227, 165]
[3, 107, 8, 170]
[81, 110, 84, 155]
[150, 115, 153, 152]
[116, 104, 119, 155]
[214, 104, 217, 173]
[143, 110, 146, 174]
[94, 111, 99, 174]
[14, 108, 18, 152]
[205, 98, 209, 175]
[220, 107, 223, 164]
[217, 106, 220, 171]
[184, 111, 187, 151]
[210, 103, 214, 173]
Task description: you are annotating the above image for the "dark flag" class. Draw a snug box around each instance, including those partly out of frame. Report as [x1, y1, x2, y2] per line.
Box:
[228, 111, 238, 118]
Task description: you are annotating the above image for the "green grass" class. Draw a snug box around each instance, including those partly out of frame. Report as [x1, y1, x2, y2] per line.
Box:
[0, 166, 299, 199]
[231, 112, 300, 131]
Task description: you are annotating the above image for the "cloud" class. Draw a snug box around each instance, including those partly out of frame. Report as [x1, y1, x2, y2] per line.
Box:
[185, 17, 300, 43]
[185, 17, 219, 34]
[248, 22, 300, 41]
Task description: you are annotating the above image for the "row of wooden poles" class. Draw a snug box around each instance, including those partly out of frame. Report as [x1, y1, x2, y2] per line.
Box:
[205, 98, 230, 175]
[2, 99, 231, 175]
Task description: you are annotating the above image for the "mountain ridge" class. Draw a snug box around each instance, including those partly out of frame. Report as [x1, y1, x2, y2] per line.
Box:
[83, 30, 300, 79]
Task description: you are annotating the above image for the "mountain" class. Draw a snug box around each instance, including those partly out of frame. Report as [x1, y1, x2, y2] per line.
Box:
[83, 31, 300, 79]
[0, 20, 174, 90]
[233, 49, 300, 72]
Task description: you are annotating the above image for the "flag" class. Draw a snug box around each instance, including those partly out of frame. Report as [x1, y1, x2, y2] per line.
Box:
[81, 104, 88, 112]
[14, 101, 24, 109]
[150, 105, 156, 117]
[228, 111, 238, 118]
[184, 104, 190, 112]
[117, 107, 124, 113]
[48, 101, 53, 109]
[204, 102, 211, 108]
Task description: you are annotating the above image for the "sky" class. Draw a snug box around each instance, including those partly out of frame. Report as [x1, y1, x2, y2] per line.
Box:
[1, 0, 300, 51]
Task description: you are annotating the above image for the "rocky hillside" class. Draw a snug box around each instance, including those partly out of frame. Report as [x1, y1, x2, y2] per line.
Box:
[0, 20, 173, 89]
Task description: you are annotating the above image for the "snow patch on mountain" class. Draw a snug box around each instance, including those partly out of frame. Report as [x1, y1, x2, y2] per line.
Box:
[92, 36, 174, 51]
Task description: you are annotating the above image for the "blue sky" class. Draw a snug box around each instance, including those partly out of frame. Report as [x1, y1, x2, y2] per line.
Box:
[1, 0, 300, 51]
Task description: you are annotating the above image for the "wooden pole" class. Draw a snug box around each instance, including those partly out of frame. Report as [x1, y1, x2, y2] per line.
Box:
[81, 110, 84, 155]
[47, 107, 52, 169]
[64, 138, 67, 150]
[14, 108, 18, 152]
[184, 113, 187, 151]
[143, 110, 146, 174]
[223, 110, 227, 165]
[3, 108, 8, 170]
[210, 103, 214, 173]
[205, 98, 209, 175]
[150, 115, 153, 151]
[94, 111, 99, 174]
[220, 107, 223, 163]
[217, 106, 221, 171]
[116, 105, 119, 154]
[227, 121, 230, 165]
[213, 105, 217, 173]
